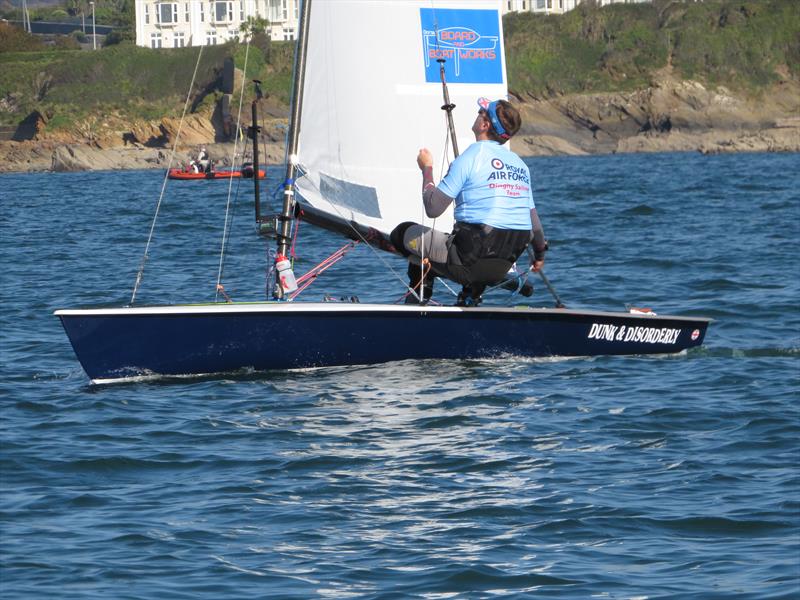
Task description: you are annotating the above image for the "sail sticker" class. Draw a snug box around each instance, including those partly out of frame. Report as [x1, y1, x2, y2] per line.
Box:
[420, 9, 502, 83]
[319, 173, 381, 219]
[691, 329, 700, 341]
[587, 323, 681, 344]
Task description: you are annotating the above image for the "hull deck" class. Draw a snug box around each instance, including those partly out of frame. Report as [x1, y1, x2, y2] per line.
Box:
[55, 302, 711, 384]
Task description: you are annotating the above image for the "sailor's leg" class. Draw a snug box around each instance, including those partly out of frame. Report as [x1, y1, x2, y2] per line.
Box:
[397, 223, 451, 264]
[390, 222, 452, 302]
[456, 283, 486, 307]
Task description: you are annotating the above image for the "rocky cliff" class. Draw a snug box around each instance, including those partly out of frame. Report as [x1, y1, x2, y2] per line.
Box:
[1, 76, 797, 174]
[511, 73, 800, 157]
[0, 101, 289, 173]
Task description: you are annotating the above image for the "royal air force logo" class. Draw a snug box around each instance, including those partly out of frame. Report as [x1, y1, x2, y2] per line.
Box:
[486, 158, 530, 197]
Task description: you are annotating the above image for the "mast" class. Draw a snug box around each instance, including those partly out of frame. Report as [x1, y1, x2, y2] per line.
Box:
[437, 58, 459, 158]
[250, 80, 264, 223]
[273, 0, 312, 299]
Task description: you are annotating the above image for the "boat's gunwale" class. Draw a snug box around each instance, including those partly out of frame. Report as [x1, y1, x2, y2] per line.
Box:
[53, 302, 712, 323]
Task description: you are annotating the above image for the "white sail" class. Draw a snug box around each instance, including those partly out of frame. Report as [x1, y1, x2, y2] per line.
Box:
[294, 0, 508, 238]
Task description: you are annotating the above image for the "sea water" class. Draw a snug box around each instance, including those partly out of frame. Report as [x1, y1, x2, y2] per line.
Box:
[1, 151, 798, 599]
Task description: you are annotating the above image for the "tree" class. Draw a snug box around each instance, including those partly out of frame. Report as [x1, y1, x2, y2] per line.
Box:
[240, 16, 271, 58]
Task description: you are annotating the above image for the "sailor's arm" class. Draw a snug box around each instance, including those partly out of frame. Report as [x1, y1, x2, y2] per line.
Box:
[418, 148, 454, 219]
[530, 207, 546, 273]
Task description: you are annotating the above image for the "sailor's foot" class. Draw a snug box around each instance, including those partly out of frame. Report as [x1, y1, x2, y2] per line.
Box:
[404, 293, 429, 305]
[456, 286, 483, 307]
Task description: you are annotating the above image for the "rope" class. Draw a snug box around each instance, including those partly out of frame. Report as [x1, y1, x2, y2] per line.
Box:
[397, 258, 434, 304]
[131, 43, 205, 305]
[215, 40, 251, 303]
[216, 283, 233, 303]
[481, 266, 531, 301]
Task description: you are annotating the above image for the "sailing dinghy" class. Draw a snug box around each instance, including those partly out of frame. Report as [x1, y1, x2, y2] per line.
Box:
[55, 0, 710, 384]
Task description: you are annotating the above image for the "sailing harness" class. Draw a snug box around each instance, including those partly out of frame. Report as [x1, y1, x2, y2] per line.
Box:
[391, 221, 531, 291]
[451, 222, 531, 276]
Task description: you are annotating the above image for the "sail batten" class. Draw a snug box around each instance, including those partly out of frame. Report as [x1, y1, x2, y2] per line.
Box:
[295, 0, 507, 240]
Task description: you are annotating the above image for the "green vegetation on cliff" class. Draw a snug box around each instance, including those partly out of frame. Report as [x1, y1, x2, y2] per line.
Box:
[0, 0, 797, 134]
[504, 0, 799, 95]
[0, 32, 291, 128]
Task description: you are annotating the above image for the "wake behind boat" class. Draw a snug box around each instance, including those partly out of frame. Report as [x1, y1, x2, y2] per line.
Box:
[54, 0, 710, 384]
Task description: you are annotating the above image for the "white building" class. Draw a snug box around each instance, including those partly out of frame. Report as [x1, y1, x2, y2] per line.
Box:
[502, 0, 648, 15]
[134, 0, 300, 48]
[134, 0, 650, 49]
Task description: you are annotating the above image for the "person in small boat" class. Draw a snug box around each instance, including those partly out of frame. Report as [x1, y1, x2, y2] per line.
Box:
[390, 97, 547, 305]
[197, 147, 211, 173]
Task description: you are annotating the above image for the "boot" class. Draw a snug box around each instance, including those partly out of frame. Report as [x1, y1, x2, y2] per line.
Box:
[456, 284, 484, 307]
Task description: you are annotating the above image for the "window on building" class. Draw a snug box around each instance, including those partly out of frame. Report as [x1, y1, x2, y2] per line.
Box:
[240, 0, 244, 21]
[156, 3, 178, 24]
[283, 28, 294, 40]
[151, 32, 162, 48]
[173, 31, 185, 47]
[522, 0, 527, 10]
[293, 0, 298, 19]
[546, 0, 552, 9]
[184, 2, 189, 22]
[281, 0, 287, 21]
[206, 31, 217, 45]
[144, 4, 149, 24]
[266, 0, 280, 22]
[214, 1, 233, 22]
[199, 2, 204, 22]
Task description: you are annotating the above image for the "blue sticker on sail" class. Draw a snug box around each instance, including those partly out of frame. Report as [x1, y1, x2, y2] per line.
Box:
[420, 8, 502, 84]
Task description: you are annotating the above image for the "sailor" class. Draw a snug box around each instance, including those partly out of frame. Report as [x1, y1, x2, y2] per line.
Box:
[390, 98, 547, 305]
[197, 147, 210, 173]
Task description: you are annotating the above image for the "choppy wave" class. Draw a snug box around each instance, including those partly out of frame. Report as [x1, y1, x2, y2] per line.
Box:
[2, 153, 799, 598]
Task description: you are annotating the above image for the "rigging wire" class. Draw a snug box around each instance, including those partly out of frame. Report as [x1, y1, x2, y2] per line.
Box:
[130, 44, 205, 305]
[215, 40, 251, 303]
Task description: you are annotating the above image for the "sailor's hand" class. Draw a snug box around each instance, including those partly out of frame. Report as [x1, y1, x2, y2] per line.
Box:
[417, 148, 433, 170]
[530, 259, 544, 273]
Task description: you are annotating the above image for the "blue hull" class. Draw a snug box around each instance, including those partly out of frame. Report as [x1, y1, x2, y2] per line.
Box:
[55, 303, 710, 383]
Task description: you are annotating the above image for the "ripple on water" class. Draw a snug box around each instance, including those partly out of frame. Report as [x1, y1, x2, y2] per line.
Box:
[1, 154, 799, 598]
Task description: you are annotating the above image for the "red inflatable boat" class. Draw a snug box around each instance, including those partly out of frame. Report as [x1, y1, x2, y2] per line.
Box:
[168, 167, 266, 180]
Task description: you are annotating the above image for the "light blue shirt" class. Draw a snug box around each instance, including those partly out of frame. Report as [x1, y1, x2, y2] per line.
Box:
[438, 141, 534, 230]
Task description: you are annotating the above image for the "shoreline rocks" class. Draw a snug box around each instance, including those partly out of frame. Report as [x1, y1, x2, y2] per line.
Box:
[510, 76, 800, 157]
[2, 78, 798, 174]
